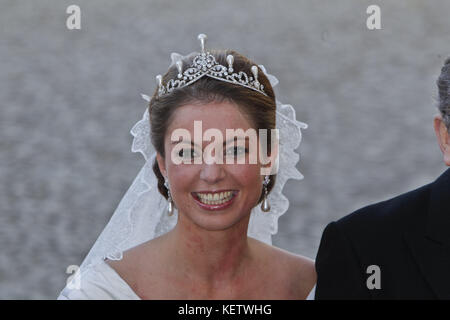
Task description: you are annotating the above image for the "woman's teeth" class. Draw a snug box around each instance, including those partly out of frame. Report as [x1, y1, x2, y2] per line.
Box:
[195, 191, 234, 205]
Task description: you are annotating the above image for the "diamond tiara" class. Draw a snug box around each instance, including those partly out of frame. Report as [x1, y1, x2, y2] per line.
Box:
[155, 34, 268, 97]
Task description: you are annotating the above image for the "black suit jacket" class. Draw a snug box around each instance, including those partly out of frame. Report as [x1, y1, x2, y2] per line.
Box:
[315, 168, 450, 299]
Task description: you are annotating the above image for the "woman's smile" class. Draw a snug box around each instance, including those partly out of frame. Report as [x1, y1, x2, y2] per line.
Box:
[191, 190, 239, 211]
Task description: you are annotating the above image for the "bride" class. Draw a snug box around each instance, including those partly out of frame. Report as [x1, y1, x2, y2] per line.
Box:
[57, 34, 316, 300]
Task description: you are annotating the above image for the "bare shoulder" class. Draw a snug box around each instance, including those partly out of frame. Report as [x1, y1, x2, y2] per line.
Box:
[249, 238, 316, 299]
[104, 239, 162, 289]
[104, 247, 141, 289]
[282, 251, 316, 297]
[268, 244, 316, 285]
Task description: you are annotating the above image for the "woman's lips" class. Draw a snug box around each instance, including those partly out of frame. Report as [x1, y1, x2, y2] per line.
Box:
[191, 190, 239, 211]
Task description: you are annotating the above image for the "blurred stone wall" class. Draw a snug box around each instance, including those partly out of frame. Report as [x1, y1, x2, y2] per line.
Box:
[1, 0, 449, 299]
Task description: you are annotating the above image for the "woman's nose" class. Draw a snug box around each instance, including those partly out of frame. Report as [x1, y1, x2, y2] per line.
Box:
[199, 162, 226, 184]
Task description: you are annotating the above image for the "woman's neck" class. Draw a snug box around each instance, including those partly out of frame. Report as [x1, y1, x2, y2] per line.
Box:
[162, 213, 253, 290]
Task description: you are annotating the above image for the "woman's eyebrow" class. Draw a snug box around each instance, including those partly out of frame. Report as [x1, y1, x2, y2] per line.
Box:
[171, 136, 246, 146]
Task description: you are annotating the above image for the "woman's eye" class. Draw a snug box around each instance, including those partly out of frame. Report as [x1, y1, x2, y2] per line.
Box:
[179, 148, 198, 159]
[226, 146, 248, 156]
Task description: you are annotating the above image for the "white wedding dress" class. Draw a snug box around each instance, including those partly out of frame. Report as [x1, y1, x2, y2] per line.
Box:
[57, 257, 316, 300]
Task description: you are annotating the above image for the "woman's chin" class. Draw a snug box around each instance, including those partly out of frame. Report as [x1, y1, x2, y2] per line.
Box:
[183, 211, 248, 232]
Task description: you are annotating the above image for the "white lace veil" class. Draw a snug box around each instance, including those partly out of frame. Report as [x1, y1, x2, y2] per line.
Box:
[78, 53, 308, 272]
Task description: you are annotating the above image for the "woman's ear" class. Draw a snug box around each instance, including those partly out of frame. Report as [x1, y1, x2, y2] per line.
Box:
[433, 115, 450, 166]
[156, 152, 167, 178]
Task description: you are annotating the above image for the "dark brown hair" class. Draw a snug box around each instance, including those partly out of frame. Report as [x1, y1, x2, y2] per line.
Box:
[148, 49, 277, 205]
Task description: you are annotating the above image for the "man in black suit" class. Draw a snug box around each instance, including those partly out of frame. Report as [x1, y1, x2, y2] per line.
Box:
[314, 59, 450, 299]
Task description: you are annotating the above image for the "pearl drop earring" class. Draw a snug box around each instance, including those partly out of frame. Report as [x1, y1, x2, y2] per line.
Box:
[164, 178, 174, 216]
[261, 175, 271, 212]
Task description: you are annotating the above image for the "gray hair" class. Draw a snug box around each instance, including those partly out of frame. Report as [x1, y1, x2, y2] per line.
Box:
[437, 57, 450, 130]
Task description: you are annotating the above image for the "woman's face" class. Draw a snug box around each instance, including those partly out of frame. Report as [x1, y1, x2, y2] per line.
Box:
[157, 100, 269, 231]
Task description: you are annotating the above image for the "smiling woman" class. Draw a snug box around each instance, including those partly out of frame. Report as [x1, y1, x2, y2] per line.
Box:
[156, 99, 271, 230]
[150, 51, 279, 208]
[57, 34, 313, 300]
